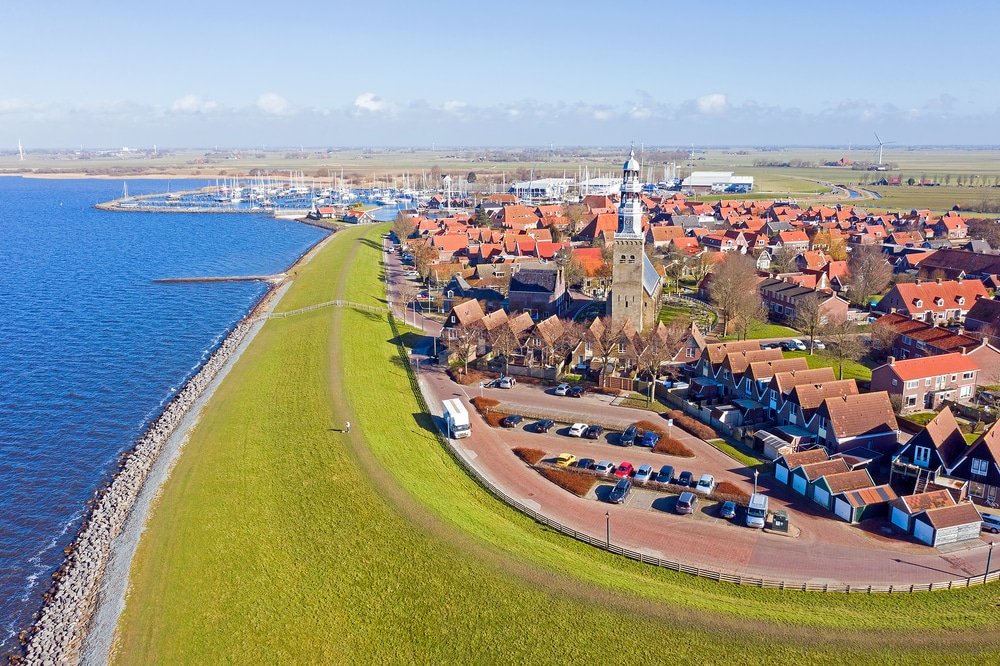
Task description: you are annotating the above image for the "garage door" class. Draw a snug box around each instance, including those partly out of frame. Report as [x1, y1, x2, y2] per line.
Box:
[834, 498, 852, 522]
[776, 465, 788, 484]
[913, 519, 935, 546]
[891, 506, 909, 531]
[792, 474, 807, 495]
[813, 486, 830, 509]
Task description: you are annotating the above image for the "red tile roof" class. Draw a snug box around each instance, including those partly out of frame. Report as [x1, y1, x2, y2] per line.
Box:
[879, 353, 979, 381]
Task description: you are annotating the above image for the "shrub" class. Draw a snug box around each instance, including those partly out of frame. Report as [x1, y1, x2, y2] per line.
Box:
[484, 411, 511, 428]
[538, 467, 597, 497]
[447, 367, 488, 385]
[512, 447, 546, 465]
[634, 419, 667, 437]
[652, 437, 694, 457]
[470, 396, 499, 415]
[714, 480, 751, 503]
[663, 410, 718, 441]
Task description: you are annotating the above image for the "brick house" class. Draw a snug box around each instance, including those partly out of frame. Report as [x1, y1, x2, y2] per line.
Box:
[813, 392, 899, 455]
[507, 268, 567, 320]
[870, 353, 980, 413]
[875, 278, 988, 323]
[758, 278, 849, 323]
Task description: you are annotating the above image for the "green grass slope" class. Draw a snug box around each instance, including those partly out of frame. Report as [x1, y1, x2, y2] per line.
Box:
[113, 224, 1000, 665]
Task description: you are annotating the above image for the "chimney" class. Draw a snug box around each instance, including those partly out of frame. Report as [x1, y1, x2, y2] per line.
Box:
[915, 278, 921, 285]
[936, 277, 943, 285]
[957, 277, 963, 285]
[888, 356, 896, 365]
[960, 346, 967, 355]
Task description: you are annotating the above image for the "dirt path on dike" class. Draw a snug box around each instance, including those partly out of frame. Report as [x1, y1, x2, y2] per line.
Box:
[326, 232, 1000, 656]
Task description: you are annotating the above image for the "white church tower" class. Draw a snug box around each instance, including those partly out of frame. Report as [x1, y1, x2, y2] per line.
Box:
[607, 147, 649, 329]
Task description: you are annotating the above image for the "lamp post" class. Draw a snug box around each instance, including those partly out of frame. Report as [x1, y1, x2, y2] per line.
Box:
[987, 542, 995, 584]
[605, 512, 610, 549]
[753, 469, 759, 495]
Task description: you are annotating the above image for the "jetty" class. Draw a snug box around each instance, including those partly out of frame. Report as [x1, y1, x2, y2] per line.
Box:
[153, 273, 287, 284]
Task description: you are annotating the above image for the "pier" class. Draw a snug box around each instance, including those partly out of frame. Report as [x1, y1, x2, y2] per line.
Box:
[153, 274, 287, 284]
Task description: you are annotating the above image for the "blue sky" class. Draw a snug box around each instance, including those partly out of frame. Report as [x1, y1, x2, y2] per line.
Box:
[4, 0, 1000, 149]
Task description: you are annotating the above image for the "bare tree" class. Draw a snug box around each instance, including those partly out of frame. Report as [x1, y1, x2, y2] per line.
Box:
[848, 244, 892, 308]
[823, 317, 863, 381]
[392, 212, 416, 248]
[411, 242, 439, 281]
[634, 322, 688, 404]
[709, 253, 762, 337]
[588, 316, 627, 385]
[555, 249, 586, 288]
[769, 246, 799, 273]
[488, 324, 522, 376]
[793, 293, 825, 354]
[451, 322, 482, 374]
[868, 316, 899, 361]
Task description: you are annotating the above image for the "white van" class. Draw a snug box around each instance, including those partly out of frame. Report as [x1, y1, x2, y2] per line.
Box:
[746, 493, 768, 528]
[695, 473, 715, 494]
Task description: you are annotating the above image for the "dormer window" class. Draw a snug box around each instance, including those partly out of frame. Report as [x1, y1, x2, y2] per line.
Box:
[914, 299, 923, 308]
[934, 297, 944, 306]
[958, 296, 965, 305]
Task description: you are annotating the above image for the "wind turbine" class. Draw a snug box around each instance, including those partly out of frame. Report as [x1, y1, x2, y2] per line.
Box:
[874, 132, 894, 167]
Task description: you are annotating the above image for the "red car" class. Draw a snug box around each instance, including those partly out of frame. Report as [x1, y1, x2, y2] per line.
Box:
[614, 462, 634, 478]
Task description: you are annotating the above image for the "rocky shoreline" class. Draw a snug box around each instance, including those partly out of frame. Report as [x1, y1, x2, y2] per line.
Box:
[18, 229, 336, 665]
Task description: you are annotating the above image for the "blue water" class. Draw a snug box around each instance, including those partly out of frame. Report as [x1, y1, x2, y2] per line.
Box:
[0, 177, 328, 654]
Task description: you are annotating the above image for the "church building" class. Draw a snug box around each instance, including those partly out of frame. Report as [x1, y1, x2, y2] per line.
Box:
[606, 148, 664, 331]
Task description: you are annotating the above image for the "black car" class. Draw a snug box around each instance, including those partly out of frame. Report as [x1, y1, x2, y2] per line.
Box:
[569, 386, 585, 398]
[677, 470, 693, 487]
[534, 419, 555, 433]
[500, 414, 524, 428]
[619, 423, 639, 447]
[584, 424, 605, 440]
[656, 465, 674, 484]
[576, 458, 595, 471]
[607, 478, 632, 504]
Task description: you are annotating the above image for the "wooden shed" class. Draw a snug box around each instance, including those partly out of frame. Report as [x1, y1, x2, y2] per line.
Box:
[811, 469, 874, 511]
[912, 503, 984, 547]
[833, 484, 898, 523]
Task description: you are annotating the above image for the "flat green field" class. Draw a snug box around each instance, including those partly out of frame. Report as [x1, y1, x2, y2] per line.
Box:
[783, 350, 875, 382]
[113, 224, 1000, 665]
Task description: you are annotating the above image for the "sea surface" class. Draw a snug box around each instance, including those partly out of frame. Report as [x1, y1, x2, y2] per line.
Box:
[0, 177, 329, 654]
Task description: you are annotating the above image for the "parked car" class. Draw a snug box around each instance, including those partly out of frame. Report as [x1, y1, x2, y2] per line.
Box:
[641, 431, 660, 448]
[614, 462, 634, 478]
[498, 376, 516, 389]
[554, 383, 571, 396]
[501, 414, 524, 428]
[695, 473, 716, 494]
[555, 453, 577, 467]
[584, 425, 605, 440]
[677, 471, 693, 487]
[595, 460, 616, 475]
[675, 491, 698, 515]
[415, 291, 430, 301]
[634, 464, 654, 483]
[568, 423, 588, 437]
[607, 478, 632, 504]
[619, 423, 639, 447]
[982, 512, 1000, 534]
[784, 338, 807, 351]
[569, 386, 585, 398]
[577, 458, 595, 471]
[719, 500, 737, 519]
[656, 465, 674, 484]
[534, 419, 555, 433]
[810, 339, 826, 350]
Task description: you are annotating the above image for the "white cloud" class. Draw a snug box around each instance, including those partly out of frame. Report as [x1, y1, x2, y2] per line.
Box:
[171, 94, 219, 114]
[442, 100, 467, 112]
[354, 92, 386, 113]
[696, 93, 727, 115]
[256, 93, 291, 116]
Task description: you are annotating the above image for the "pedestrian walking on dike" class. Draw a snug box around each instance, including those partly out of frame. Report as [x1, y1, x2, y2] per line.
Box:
[346, 421, 351, 433]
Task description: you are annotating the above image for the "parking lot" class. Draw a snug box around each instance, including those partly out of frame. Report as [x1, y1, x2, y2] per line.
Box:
[415, 362, 1000, 585]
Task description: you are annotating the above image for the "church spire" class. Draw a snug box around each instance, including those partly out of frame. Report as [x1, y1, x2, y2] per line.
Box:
[616, 145, 643, 239]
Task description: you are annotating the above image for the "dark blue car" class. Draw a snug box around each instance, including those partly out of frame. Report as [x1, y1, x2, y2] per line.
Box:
[641, 431, 660, 447]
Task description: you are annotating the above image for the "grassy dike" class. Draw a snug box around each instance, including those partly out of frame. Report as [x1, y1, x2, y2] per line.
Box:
[113, 224, 1000, 665]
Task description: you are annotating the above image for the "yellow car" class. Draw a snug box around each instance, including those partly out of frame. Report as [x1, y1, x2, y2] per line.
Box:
[556, 453, 577, 467]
